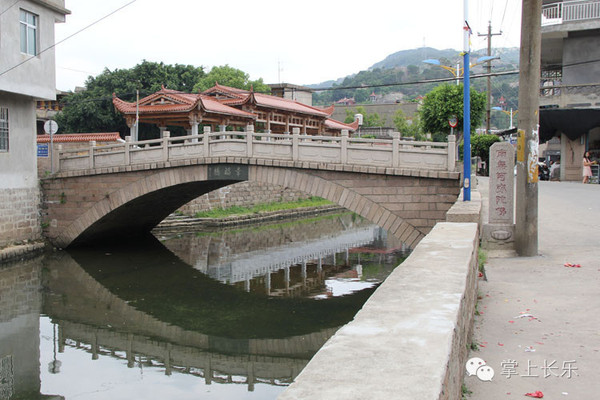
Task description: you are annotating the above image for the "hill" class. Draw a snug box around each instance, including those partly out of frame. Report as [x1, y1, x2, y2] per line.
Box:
[311, 46, 520, 114]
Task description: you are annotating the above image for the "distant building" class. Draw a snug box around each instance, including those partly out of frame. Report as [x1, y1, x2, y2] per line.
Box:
[369, 91, 377, 103]
[269, 83, 314, 106]
[335, 97, 356, 106]
[0, 0, 70, 247]
[36, 90, 68, 134]
[539, 0, 600, 181]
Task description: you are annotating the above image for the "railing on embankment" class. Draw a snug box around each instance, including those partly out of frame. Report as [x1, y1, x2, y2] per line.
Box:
[55, 126, 456, 174]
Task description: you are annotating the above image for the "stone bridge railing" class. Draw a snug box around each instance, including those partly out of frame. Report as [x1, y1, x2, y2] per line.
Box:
[56, 126, 456, 174]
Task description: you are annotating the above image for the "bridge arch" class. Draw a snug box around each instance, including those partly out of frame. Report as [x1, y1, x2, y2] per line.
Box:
[43, 163, 458, 248]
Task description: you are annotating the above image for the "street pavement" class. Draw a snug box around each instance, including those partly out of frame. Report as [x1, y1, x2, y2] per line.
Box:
[465, 177, 600, 399]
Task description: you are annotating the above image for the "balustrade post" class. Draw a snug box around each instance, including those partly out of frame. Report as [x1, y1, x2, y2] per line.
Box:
[55, 144, 62, 173]
[89, 141, 96, 169]
[191, 120, 199, 143]
[341, 130, 348, 164]
[124, 136, 131, 165]
[162, 131, 170, 161]
[392, 131, 400, 167]
[447, 134, 456, 172]
[292, 127, 300, 161]
[203, 126, 211, 158]
[246, 124, 254, 158]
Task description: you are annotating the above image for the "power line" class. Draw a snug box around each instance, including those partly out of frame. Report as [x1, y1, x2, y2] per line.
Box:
[0, 0, 136, 78]
[0, 0, 21, 17]
[310, 70, 520, 92]
[500, 0, 509, 29]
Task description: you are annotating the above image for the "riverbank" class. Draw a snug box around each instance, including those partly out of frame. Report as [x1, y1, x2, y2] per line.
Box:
[154, 204, 346, 233]
[0, 240, 46, 265]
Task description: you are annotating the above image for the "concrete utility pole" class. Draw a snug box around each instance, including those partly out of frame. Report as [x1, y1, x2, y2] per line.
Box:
[478, 21, 502, 134]
[515, 0, 541, 256]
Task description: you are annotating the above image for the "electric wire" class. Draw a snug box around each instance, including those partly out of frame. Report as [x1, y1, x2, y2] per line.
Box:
[500, 0, 509, 29]
[0, 0, 136, 78]
[0, 0, 21, 17]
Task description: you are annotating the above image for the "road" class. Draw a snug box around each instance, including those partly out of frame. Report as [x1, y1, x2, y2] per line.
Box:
[465, 178, 600, 398]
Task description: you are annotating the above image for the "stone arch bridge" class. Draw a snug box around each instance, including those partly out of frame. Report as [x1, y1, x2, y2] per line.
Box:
[41, 128, 460, 248]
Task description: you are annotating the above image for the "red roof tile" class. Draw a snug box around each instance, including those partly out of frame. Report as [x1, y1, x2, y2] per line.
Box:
[198, 96, 256, 118]
[251, 93, 329, 117]
[37, 133, 122, 143]
[113, 84, 353, 132]
[324, 118, 359, 131]
[113, 91, 255, 119]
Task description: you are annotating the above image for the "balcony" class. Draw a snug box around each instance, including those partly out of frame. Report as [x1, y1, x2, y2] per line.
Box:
[542, 0, 600, 26]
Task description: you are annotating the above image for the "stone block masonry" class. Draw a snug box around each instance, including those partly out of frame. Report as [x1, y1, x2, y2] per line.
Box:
[178, 181, 311, 215]
[0, 187, 41, 248]
[41, 161, 460, 249]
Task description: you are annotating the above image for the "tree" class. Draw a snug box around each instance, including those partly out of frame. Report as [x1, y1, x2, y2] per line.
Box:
[418, 84, 486, 137]
[460, 134, 501, 175]
[344, 106, 383, 127]
[193, 65, 271, 93]
[56, 60, 206, 138]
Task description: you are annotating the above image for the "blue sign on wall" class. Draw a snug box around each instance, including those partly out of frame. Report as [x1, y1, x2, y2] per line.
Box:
[37, 144, 49, 157]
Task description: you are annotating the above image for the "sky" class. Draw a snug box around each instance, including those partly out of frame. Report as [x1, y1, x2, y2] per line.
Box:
[54, 0, 523, 92]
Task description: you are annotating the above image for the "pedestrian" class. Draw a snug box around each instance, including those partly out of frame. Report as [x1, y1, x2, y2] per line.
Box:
[550, 160, 560, 181]
[582, 151, 594, 183]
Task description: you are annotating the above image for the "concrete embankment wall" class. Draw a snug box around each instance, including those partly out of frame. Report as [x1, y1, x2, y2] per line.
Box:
[280, 192, 481, 400]
[178, 181, 311, 215]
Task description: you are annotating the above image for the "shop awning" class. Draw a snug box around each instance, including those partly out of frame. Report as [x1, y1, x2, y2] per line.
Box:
[540, 108, 600, 143]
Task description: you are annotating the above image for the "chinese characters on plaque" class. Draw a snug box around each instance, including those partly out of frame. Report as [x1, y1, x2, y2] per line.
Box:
[489, 142, 514, 225]
[208, 164, 249, 181]
[482, 142, 515, 248]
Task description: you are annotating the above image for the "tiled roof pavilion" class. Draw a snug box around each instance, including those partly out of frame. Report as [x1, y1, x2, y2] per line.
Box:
[113, 84, 358, 137]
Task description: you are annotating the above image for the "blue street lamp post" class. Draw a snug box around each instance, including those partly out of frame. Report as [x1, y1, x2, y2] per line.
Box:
[463, 0, 471, 201]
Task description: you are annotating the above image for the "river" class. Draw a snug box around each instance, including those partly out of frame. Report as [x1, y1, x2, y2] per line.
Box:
[0, 212, 409, 400]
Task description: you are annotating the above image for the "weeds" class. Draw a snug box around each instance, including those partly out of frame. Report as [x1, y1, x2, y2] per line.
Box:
[193, 196, 332, 219]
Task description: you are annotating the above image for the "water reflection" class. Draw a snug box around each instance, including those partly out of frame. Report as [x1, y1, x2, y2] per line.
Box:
[1, 212, 409, 399]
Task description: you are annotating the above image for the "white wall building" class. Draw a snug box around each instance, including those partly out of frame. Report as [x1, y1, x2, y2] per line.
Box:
[539, 0, 600, 181]
[0, 0, 69, 247]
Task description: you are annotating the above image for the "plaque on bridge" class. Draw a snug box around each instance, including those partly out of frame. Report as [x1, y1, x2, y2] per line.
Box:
[208, 164, 248, 181]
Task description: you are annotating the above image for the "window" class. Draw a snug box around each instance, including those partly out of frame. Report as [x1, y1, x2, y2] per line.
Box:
[0, 108, 8, 152]
[19, 9, 37, 56]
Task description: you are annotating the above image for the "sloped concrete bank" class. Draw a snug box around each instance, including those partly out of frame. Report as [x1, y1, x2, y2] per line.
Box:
[154, 204, 345, 232]
[0, 241, 46, 264]
[279, 193, 482, 400]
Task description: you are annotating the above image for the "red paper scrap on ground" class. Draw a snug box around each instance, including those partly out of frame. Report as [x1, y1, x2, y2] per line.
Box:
[564, 262, 581, 268]
[525, 391, 544, 398]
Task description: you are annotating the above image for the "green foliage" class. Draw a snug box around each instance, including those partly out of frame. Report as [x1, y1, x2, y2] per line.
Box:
[469, 134, 502, 175]
[393, 109, 409, 133]
[462, 383, 472, 399]
[193, 196, 332, 219]
[420, 84, 486, 136]
[344, 106, 383, 127]
[192, 65, 271, 93]
[56, 60, 206, 138]
[312, 47, 520, 123]
[393, 109, 423, 140]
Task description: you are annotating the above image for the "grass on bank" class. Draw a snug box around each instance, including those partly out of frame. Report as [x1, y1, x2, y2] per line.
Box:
[193, 196, 333, 219]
